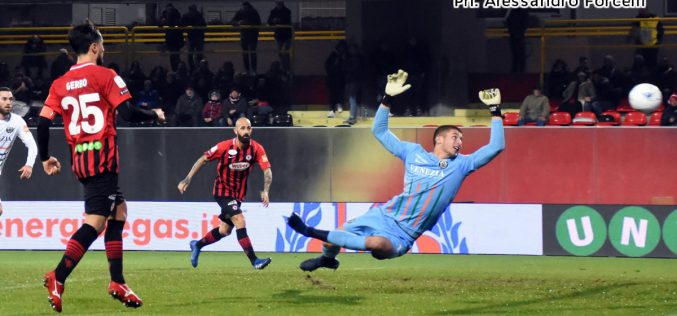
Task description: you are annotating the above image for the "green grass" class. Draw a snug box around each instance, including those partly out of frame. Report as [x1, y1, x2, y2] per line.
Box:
[0, 251, 675, 315]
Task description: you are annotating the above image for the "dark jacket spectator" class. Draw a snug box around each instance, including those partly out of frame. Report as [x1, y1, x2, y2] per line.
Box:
[160, 72, 183, 117]
[50, 48, 74, 80]
[173, 86, 203, 126]
[506, 9, 529, 73]
[125, 61, 146, 96]
[325, 40, 347, 116]
[662, 93, 677, 126]
[136, 80, 161, 109]
[232, 2, 262, 73]
[191, 59, 214, 101]
[224, 87, 248, 126]
[267, 1, 293, 70]
[182, 4, 207, 70]
[213, 61, 235, 95]
[547, 59, 570, 99]
[21, 35, 47, 77]
[11, 67, 33, 103]
[160, 3, 184, 71]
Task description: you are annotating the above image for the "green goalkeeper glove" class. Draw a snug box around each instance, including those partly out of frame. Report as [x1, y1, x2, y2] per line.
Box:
[382, 69, 412, 106]
[479, 88, 502, 117]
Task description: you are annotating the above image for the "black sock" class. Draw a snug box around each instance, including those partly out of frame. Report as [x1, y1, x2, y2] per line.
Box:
[236, 228, 257, 264]
[307, 227, 329, 242]
[196, 227, 224, 248]
[105, 220, 125, 284]
[54, 224, 99, 283]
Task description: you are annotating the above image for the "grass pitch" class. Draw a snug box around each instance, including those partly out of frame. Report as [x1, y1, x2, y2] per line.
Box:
[0, 251, 675, 315]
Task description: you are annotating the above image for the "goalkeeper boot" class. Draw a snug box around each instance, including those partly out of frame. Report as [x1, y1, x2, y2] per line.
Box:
[189, 240, 201, 268]
[299, 256, 340, 272]
[43, 271, 64, 313]
[108, 281, 143, 308]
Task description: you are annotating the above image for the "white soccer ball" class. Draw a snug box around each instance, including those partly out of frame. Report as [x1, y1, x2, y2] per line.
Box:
[628, 83, 662, 112]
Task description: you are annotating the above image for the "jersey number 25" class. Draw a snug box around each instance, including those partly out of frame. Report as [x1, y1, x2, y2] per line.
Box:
[61, 92, 105, 136]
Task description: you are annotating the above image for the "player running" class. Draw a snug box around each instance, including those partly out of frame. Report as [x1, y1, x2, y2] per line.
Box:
[0, 87, 37, 216]
[288, 70, 505, 270]
[38, 22, 165, 312]
[178, 117, 273, 270]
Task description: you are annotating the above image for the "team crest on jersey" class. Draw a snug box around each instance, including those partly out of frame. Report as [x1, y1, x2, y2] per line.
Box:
[229, 162, 250, 171]
[5, 127, 14, 133]
[245, 155, 251, 161]
[439, 160, 448, 169]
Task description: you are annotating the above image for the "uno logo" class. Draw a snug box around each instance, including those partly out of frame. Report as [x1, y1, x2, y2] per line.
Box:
[229, 162, 250, 171]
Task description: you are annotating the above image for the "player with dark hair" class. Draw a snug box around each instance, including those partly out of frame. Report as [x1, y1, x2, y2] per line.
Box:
[178, 117, 273, 270]
[288, 70, 505, 270]
[38, 21, 165, 312]
[0, 86, 37, 216]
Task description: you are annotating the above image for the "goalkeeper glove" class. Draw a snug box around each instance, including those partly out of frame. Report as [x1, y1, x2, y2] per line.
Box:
[479, 88, 502, 117]
[382, 69, 412, 106]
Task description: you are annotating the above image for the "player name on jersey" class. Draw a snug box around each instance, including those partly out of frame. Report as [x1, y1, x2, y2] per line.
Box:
[66, 79, 88, 91]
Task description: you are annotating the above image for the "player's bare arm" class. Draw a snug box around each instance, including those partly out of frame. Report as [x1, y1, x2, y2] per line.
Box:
[178, 154, 209, 194]
[261, 168, 272, 207]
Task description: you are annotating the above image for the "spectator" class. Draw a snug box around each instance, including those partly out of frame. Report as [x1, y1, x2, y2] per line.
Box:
[626, 54, 652, 92]
[572, 56, 590, 77]
[325, 40, 347, 118]
[561, 71, 595, 118]
[590, 70, 617, 119]
[631, 9, 663, 69]
[173, 86, 203, 126]
[265, 61, 291, 114]
[343, 42, 364, 125]
[232, 2, 262, 75]
[160, 72, 183, 118]
[136, 80, 161, 109]
[202, 90, 225, 126]
[160, 3, 184, 71]
[182, 4, 207, 71]
[224, 87, 248, 126]
[400, 36, 430, 116]
[175, 61, 190, 88]
[546, 58, 569, 99]
[50, 48, 74, 80]
[214, 61, 235, 95]
[518, 86, 549, 126]
[267, 1, 293, 71]
[21, 35, 47, 78]
[596, 54, 625, 98]
[654, 56, 676, 102]
[126, 61, 146, 96]
[506, 9, 529, 73]
[661, 92, 677, 126]
[191, 59, 214, 101]
[248, 76, 274, 120]
[11, 66, 33, 103]
[372, 39, 397, 107]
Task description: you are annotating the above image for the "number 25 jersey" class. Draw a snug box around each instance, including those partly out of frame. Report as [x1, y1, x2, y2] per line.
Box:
[42, 62, 132, 179]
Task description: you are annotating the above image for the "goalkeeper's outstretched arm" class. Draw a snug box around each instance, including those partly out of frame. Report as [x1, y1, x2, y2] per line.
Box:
[469, 89, 505, 170]
[372, 70, 413, 159]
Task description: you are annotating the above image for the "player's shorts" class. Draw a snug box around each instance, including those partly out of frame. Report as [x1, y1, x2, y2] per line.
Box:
[79, 172, 125, 217]
[342, 208, 416, 259]
[214, 196, 243, 226]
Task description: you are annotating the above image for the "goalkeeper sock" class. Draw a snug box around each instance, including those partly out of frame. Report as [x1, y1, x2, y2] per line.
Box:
[55, 224, 99, 283]
[327, 230, 367, 251]
[196, 227, 224, 248]
[105, 220, 125, 284]
[322, 244, 340, 259]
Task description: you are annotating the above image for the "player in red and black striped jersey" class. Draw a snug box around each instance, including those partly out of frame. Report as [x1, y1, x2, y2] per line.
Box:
[36, 22, 165, 313]
[178, 117, 273, 270]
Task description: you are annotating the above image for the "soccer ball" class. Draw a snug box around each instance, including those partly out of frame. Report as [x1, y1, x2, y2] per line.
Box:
[628, 83, 662, 112]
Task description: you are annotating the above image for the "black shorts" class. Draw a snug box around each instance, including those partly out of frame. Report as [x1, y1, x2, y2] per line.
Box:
[214, 196, 242, 226]
[79, 172, 125, 217]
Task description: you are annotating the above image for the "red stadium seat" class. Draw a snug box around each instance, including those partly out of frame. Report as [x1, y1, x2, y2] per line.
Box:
[503, 112, 519, 126]
[548, 112, 571, 126]
[597, 111, 621, 126]
[648, 111, 663, 126]
[616, 98, 634, 113]
[572, 112, 597, 126]
[656, 103, 665, 112]
[622, 111, 647, 126]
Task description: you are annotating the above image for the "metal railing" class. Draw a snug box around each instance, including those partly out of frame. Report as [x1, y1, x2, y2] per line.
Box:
[486, 17, 677, 85]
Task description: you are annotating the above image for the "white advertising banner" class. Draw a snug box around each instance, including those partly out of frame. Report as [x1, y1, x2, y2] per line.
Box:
[0, 201, 542, 255]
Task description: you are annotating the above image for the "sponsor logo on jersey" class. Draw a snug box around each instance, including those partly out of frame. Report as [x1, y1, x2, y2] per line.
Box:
[229, 162, 250, 171]
[228, 149, 238, 156]
[409, 164, 444, 178]
[66, 78, 88, 91]
[120, 88, 129, 95]
[114, 76, 127, 88]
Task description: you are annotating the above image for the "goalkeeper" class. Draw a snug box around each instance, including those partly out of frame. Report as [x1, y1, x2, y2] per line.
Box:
[288, 69, 505, 271]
